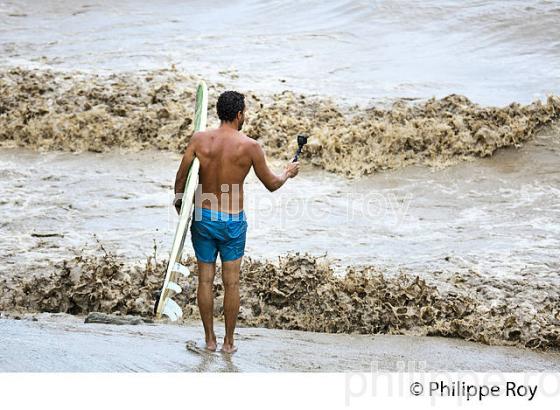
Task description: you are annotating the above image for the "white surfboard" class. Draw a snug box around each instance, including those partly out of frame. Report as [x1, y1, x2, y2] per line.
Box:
[154, 81, 208, 320]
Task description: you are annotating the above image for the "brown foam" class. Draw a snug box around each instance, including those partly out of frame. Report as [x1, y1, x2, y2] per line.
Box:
[1, 246, 558, 350]
[1, 67, 558, 176]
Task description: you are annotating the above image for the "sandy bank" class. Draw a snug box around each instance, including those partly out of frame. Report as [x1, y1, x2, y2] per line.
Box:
[1, 313, 559, 372]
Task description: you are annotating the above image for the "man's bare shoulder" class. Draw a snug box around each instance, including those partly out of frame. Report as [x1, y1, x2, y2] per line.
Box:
[189, 129, 217, 149]
[237, 133, 260, 155]
[192, 129, 217, 140]
[237, 132, 258, 146]
[189, 131, 201, 145]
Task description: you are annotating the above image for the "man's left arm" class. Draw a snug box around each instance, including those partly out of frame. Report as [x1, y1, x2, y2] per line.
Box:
[173, 134, 197, 213]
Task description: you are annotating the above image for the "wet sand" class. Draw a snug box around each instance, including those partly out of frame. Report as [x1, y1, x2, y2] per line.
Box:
[1, 313, 559, 372]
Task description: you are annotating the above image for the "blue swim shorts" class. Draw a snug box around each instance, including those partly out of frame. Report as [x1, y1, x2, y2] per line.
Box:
[190, 207, 247, 263]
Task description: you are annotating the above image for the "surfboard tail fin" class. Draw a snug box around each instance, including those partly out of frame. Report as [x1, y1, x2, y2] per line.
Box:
[165, 281, 182, 294]
[161, 298, 183, 321]
[172, 262, 190, 277]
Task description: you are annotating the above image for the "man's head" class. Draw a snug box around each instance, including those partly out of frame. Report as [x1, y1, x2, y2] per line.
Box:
[217, 91, 246, 130]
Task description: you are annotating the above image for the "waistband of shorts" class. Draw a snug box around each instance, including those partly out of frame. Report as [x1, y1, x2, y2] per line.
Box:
[194, 207, 246, 222]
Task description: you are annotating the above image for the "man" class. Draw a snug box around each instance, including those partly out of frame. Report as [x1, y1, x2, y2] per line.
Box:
[174, 91, 299, 353]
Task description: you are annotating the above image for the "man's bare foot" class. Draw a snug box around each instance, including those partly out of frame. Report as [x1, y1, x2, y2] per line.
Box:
[221, 341, 238, 354]
[205, 333, 217, 351]
[221, 344, 238, 354]
[221, 340, 237, 354]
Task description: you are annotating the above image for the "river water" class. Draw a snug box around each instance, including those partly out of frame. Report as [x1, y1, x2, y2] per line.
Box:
[2, 125, 559, 282]
[1, 0, 559, 105]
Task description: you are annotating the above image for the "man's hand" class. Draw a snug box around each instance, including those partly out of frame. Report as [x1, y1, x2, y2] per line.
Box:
[284, 161, 300, 178]
[174, 198, 182, 215]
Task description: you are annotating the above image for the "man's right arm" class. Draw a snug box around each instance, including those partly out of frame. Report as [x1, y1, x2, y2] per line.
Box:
[250, 141, 299, 192]
[173, 133, 198, 213]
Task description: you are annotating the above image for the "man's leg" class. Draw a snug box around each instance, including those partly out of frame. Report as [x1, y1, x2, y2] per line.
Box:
[197, 260, 217, 351]
[221, 257, 241, 353]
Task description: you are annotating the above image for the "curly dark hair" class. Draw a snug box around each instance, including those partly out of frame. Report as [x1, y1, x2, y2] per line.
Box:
[216, 91, 245, 122]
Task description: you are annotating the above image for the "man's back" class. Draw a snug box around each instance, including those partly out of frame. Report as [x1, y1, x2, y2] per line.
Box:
[193, 127, 253, 213]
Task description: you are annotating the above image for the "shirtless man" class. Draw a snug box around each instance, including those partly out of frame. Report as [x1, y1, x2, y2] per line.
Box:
[174, 91, 299, 353]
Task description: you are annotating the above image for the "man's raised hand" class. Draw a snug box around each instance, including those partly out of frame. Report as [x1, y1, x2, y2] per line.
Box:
[285, 162, 300, 178]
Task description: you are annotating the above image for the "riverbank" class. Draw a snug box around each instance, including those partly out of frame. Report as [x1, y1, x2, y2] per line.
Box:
[1, 313, 559, 372]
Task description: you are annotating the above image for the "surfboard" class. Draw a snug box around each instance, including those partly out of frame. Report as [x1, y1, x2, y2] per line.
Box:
[154, 80, 208, 320]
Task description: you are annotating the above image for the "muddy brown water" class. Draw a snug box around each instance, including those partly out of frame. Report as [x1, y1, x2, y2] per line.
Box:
[2, 0, 559, 105]
[1, 127, 559, 282]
